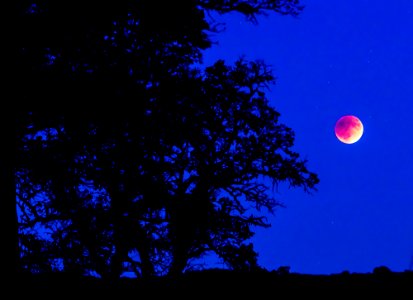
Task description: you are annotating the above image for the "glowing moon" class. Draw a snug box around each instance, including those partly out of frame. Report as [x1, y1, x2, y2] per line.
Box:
[335, 115, 364, 144]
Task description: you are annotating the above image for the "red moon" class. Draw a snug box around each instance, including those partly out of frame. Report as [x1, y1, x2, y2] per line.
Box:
[335, 115, 364, 144]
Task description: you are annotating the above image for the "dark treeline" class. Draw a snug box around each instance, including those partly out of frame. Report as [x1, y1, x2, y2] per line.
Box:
[8, 0, 319, 282]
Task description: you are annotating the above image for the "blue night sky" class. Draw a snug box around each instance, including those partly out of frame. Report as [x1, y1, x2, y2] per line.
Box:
[203, 0, 413, 274]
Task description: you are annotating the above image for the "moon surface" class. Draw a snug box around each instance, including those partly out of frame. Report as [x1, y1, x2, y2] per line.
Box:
[335, 115, 364, 144]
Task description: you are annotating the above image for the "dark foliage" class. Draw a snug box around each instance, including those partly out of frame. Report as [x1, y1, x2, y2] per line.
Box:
[11, 0, 320, 280]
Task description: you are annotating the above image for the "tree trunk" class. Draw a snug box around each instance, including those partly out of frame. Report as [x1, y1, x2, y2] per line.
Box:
[169, 243, 189, 277]
[108, 189, 128, 282]
[0, 115, 19, 281]
[136, 230, 155, 278]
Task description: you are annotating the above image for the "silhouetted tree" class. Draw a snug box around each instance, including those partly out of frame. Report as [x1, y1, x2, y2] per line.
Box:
[14, 0, 313, 279]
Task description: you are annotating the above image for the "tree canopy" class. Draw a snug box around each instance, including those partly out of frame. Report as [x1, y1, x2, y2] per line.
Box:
[12, 0, 318, 279]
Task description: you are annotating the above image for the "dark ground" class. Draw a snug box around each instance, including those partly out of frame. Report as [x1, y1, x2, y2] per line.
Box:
[16, 269, 413, 291]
